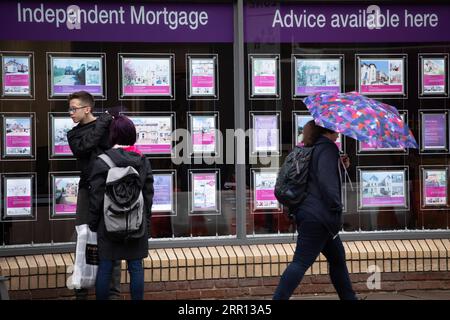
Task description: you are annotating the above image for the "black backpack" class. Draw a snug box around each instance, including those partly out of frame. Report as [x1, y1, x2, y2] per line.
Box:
[274, 146, 314, 210]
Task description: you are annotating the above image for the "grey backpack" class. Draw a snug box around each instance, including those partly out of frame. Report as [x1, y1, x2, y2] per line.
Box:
[98, 154, 144, 242]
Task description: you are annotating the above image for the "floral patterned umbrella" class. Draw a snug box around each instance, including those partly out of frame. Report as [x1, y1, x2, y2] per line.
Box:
[303, 91, 418, 149]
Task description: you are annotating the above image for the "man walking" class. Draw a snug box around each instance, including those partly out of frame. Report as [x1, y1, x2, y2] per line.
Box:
[67, 91, 121, 300]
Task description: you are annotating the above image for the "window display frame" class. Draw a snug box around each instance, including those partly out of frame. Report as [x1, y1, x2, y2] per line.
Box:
[48, 171, 80, 221]
[118, 53, 175, 101]
[356, 110, 409, 156]
[47, 52, 106, 100]
[48, 112, 76, 160]
[0, 51, 35, 100]
[186, 54, 219, 100]
[151, 169, 177, 217]
[188, 169, 221, 216]
[291, 110, 345, 153]
[419, 166, 450, 210]
[248, 54, 281, 100]
[357, 166, 410, 212]
[249, 111, 281, 157]
[187, 111, 220, 159]
[1, 173, 37, 222]
[1, 112, 36, 161]
[418, 109, 449, 155]
[291, 54, 344, 99]
[250, 167, 282, 214]
[418, 53, 449, 98]
[121, 111, 176, 159]
[356, 53, 408, 99]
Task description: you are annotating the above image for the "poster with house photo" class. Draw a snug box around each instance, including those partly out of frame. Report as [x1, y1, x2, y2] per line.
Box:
[358, 57, 405, 95]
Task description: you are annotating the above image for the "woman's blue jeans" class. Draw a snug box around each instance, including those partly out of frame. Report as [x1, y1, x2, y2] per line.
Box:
[96, 259, 144, 300]
[273, 217, 357, 300]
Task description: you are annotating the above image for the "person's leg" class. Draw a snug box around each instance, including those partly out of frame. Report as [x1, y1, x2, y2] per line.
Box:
[127, 259, 144, 300]
[108, 260, 122, 300]
[95, 260, 114, 300]
[273, 221, 329, 300]
[321, 236, 357, 300]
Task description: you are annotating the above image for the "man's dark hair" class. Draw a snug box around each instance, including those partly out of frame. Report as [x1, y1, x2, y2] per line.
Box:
[302, 120, 336, 147]
[109, 115, 137, 146]
[68, 91, 95, 110]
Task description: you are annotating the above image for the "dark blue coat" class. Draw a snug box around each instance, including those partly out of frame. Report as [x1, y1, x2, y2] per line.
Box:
[296, 135, 343, 237]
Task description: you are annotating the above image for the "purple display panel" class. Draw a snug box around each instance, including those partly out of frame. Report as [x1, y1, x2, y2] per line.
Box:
[422, 169, 447, 206]
[191, 172, 217, 212]
[421, 113, 447, 150]
[190, 115, 217, 155]
[1, 55, 31, 96]
[245, 4, 450, 43]
[51, 116, 76, 157]
[358, 58, 404, 95]
[359, 169, 407, 209]
[294, 57, 342, 96]
[50, 55, 104, 97]
[253, 170, 280, 211]
[4, 117, 32, 156]
[152, 173, 174, 215]
[420, 56, 447, 96]
[121, 57, 172, 96]
[0, 2, 233, 43]
[252, 114, 279, 153]
[4, 177, 33, 217]
[53, 176, 79, 215]
[189, 57, 216, 97]
[129, 116, 172, 155]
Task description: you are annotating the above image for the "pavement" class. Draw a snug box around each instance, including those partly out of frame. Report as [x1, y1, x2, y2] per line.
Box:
[290, 290, 450, 300]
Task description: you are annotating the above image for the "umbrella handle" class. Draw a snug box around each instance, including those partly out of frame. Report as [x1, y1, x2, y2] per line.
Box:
[340, 157, 354, 191]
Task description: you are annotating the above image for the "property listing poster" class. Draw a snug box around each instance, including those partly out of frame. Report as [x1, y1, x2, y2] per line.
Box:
[422, 113, 447, 150]
[423, 169, 447, 206]
[2, 55, 30, 95]
[191, 115, 216, 154]
[122, 57, 171, 96]
[190, 58, 215, 96]
[295, 114, 342, 151]
[192, 173, 217, 212]
[295, 58, 341, 96]
[5, 177, 32, 216]
[51, 57, 103, 95]
[253, 115, 279, 153]
[360, 170, 406, 208]
[4, 117, 32, 156]
[251, 57, 277, 95]
[152, 173, 174, 213]
[54, 176, 79, 215]
[254, 171, 279, 210]
[422, 58, 446, 95]
[130, 116, 172, 154]
[359, 58, 404, 95]
[53, 117, 76, 156]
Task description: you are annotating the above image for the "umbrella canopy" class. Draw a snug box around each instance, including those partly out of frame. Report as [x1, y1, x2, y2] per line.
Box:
[303, 91, 418, 149]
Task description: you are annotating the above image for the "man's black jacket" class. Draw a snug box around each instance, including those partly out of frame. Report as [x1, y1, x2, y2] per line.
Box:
[67, 113, 112, 189]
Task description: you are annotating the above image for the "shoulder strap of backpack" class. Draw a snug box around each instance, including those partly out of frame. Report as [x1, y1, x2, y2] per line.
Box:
[98, 154, 116, 169]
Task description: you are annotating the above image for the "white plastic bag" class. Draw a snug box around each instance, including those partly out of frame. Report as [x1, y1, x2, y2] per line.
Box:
[67, 224, 99, 290]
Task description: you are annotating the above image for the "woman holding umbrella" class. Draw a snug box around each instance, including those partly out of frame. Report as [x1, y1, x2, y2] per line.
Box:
[273, 120, 357, 300]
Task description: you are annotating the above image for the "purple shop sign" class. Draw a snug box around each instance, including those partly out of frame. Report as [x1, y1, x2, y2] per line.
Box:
[245, 4, 450, 43]
[0, 1, 233, 43]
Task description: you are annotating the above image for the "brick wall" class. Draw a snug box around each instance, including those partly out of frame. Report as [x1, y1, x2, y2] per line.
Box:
[1, 239, 449, 300]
